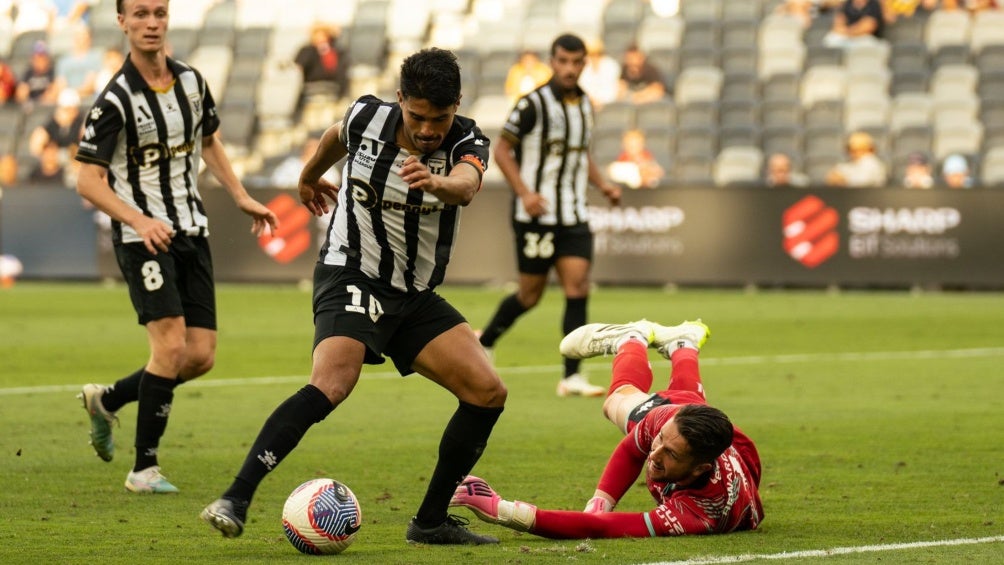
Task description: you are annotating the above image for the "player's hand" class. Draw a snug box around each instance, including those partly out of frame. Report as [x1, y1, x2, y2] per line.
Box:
[299, 176, 340, 217]
[236, 195, 279, 236]
[450, 476, 502, 523]
[583, 495, 613, 513]
[133, 215, 174, 255]
[520, 192, 549, 217]
[399, 155, 439, 192]
[601, 183, 622, 206]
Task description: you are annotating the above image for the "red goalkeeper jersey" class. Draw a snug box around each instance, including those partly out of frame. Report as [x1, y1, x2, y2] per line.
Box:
[530, 401, 763, 539]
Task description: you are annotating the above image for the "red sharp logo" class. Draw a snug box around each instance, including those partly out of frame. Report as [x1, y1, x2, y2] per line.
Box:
[258, 194, 312, 264]
[782, 195, 839, 268]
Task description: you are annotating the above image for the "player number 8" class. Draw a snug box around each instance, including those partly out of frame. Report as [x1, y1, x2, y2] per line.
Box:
[141, 260, 164, 291]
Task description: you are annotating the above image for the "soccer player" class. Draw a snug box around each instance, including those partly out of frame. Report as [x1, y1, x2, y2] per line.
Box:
[477, 34, 622, 398]
[451, 320, 764, 538]
[74, 0, 278, 493]
[201, 47, 507, 546]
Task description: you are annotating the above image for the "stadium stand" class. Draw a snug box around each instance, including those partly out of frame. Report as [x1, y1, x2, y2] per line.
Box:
[2, 0, 1003, 188]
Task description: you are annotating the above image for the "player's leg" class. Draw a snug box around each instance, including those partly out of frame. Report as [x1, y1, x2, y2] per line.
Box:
[396, 296, 506, 544]
[650, 320, 711, 397]
[478, 223, 550, 352]
[602, 336, 658, 434]
[553, 224, 602, 396]
[202, 265, 371, 538]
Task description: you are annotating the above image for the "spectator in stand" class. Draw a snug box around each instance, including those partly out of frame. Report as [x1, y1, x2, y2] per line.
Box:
[579, 39, 621, 110]
[93, 47, 125, 94]
[939, 153, 973, 189]
[885, 0, 940, 22]
[15, 40, 60, 107]
[902, 152, 934, 189]
[28, 88, 83, 185]
[0, 58, 17, 104]
[0, 154, 17, 187]
[823, 0, 886, 48]
[939, 0, 999, 12]
[27, 140, 67, 185]
[607, 128, 665, 189]
[765, 152, 809, 187]
[504, 50, 551, 102]
[825, 131, 887, 188]
[617, 44, 667, 105]
[293, 24, 349, 106]
[54, 24, 104, 101]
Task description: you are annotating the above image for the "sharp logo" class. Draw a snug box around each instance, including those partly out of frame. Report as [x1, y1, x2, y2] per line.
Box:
[258, 194, 312, 264]
[783, 195, 839, 268]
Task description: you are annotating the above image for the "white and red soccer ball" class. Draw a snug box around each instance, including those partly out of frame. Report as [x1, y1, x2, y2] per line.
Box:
[282, 478, 362, 555]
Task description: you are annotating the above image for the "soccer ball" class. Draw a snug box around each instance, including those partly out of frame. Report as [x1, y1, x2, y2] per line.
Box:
[282, 478, 362, 555]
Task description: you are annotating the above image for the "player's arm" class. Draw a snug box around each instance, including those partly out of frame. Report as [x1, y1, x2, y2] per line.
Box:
[495, 133, 549, 216]
[587, 150, 621, 206]
[299, 121, 346, 216]
[76, 162, 174, 255]
[202, 132, 278, 236]
[399, 152, 483, 206]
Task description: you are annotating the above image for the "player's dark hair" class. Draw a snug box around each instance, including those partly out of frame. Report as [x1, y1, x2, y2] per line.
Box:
[674, 404, 734, 465]
[551, 33, 586, 57]
[399, 48, 461, 109]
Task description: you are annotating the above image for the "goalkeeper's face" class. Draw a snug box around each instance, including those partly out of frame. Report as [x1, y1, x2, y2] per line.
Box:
[646, 419, 713, 485]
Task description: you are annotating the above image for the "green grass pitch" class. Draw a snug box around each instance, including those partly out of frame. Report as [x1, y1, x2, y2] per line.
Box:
[1, 282, 1002, 564]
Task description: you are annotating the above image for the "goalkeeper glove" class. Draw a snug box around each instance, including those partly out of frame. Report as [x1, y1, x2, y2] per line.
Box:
[450, 476, 537, 532]
[583, 495, 613, 513]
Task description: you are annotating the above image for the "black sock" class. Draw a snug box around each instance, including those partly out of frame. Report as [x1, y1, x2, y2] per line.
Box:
[133, 371, 175, 472]
[103, 367, 181, 413]
[480, 293, 529, 347]
[100, 367, 144, 413]
[413, 401, 504, 528]
[223, 385, 334, 505]
[563, 297, 587, 377]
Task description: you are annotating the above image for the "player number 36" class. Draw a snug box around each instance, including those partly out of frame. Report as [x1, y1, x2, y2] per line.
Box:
[523, 231, 555, 259]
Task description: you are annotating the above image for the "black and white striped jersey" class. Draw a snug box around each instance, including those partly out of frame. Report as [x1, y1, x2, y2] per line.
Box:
[76, 56, 219, 245]
[321, 95, 490, 293]
[501, 81, 594, 227]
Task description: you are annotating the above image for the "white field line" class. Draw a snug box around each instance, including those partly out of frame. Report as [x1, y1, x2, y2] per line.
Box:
[3, 347, 1004, 397]
[638, 534, 1004, 565]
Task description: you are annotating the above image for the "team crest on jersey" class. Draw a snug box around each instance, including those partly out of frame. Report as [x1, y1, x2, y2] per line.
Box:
[89, 107, 102, 121]
[426, 157, 446, 176]
[188, 93, 201, 114]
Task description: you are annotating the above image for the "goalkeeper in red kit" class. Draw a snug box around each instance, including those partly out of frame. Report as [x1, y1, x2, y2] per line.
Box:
[450, 319, 763, 538]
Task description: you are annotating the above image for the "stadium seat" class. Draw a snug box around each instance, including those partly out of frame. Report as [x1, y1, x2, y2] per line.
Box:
[758, 45, 806, 80]
[885, 13, 927, 45]
[758, 14, 803, 50]
[932, 96, 980, 131]
[679, 46, 721, 70]
[970, 9, 1004, 54]
[720, 100, 759, 128]
[843, 40, 890, 74]
[890, 42, 929, 74]
[981, 97, 1004, 130]
[805, 45, 844, 69]
[891, 69, 929, 96]
[761, 100, 803, 128]
[675, 67, 724, 106]
[804, 100, 844, 129]
[893, 125, 934, 160]
[594, 102, 638, 134]
[889, 93, 934, 133]
[805, 153, 840, 185]
[167, 28, 201, 61]
[978, 71, 1004, 102]
[803, 125, 845, 159]
[930, 64, 979, 100]
[930, 44, 971, 70]
[761, 72, 801, 103]
[721, 0, 761, 23]
[675, 124, 719, 158]
[719, 124, 761, 149]
[721, 71, 758, 103]
[845, 99, 890, 132]
[673, 154, 715, 186]
[933, 123, 983, 160]
[800, 65, 847, 108]
[722, 20, 757, 49]
[233, 27, 271, 58]
[980, 146, 1004, 188]
[923, 10, 971, 54]
[677, 101, 719, 128]
[713, 145, 764, 187]
[680, 0, 722, 23]
[761, 124, 803, 161]
[634, 99, 675, 131]
[603, 0, 644, 27]
[975, 45, 1004, 75]
[637, 15, 685, 53]
[721, 46, 756, 75]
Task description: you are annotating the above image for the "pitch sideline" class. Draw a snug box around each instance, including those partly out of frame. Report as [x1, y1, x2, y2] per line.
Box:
[637, 534, 1004, 565]
[3, 346, 1004, 397]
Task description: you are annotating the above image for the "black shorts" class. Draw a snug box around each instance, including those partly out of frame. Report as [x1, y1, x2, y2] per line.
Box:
[512, 222, 593, 275]
[312, 264, 466, 375]
[114, 235, 216, 329]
